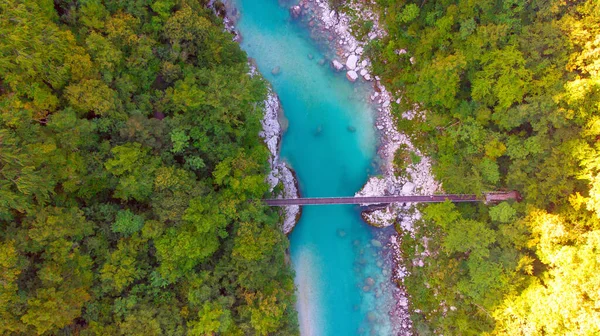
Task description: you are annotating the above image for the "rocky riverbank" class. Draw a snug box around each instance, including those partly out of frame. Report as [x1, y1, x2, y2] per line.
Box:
[217, 4, 302, 235]
[258, 84, 302, 235]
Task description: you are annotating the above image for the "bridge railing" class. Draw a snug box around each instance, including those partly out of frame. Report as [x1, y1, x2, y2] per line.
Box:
[262, 191, 520, 206]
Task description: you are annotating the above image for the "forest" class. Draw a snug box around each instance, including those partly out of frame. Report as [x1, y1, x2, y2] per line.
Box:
[0, 0, 298, 334]
[366, 0, 600, 334]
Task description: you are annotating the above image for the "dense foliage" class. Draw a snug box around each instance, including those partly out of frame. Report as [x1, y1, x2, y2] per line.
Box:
[365, 0, 600, 334]
[0, 0, 298, 334]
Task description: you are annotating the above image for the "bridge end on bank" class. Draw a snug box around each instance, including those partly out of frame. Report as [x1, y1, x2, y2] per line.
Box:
[483, 191, 522, 204]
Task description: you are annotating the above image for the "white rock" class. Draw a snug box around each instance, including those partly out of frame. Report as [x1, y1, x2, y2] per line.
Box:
[256, 86, 300, 235]
[402, 182, 415, 194]
[267, 137, 278, 156]
[364, 74, 372, 81]
[360, 69, 368, 76]
[346, 54, 358, 69]
[355, 46, 364, 55]
[332, 60, 344, 70]
[382, 100, 390, 108]
[362, 60, 368, 67]
[346, 70, 358, 82]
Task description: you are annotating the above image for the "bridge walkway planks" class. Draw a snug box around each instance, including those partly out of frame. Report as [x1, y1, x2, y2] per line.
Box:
[263, 194, 480, 206]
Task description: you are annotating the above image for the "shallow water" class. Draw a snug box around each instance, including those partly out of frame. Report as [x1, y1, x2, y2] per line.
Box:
[231, 1, 396, 334]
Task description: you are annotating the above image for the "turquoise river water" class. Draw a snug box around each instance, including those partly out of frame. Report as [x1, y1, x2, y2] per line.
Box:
[232, 1, 396, 334]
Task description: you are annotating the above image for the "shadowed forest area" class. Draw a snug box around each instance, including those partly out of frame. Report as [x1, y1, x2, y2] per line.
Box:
[0, 0, 298, 334]
[366, 0, 600, 334]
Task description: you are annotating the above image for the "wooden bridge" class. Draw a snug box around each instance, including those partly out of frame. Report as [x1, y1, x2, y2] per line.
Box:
[264, 191, 520, 206]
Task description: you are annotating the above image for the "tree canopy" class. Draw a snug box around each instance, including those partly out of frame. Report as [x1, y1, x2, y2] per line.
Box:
[0, 0, 298, 334]
[366, 0, 600, 334]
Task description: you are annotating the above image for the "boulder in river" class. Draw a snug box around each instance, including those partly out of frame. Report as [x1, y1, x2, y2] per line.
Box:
[346, 54, 358, 69]
[307, 53, 314, 60]
[332, 59, 344, 71]
[271, 66, 281, 75]
[346, 70, 358, 82]
[289, 5, 302, 19]
[371, 239, 383, 248]
[314, 125, 322, 136]
[347, 125, 356, 133]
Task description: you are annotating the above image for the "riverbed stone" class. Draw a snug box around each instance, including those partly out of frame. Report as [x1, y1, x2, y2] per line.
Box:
[402, 182, 415, 194]
[346, 70, 358, 82]
[346, 54, 358, 69]
[290, 5, 302, 19]
[347, 125, 356, 133]
[332, 59, 344, 70]
[314, 125, 322, 136]
[337, 229, 347, 237]
[365, 277, 375, 286]
[271, 66, 281, 75]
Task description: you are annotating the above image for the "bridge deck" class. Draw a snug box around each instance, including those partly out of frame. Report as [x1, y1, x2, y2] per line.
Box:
[264, 194, 480, 206]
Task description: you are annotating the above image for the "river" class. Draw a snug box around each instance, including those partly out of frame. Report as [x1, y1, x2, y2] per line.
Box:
[231, 1, 397, 334]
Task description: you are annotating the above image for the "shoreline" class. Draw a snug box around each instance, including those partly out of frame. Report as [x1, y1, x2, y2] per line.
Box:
[221, 5, 303, 235]
[258, 81, 302, 235]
